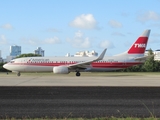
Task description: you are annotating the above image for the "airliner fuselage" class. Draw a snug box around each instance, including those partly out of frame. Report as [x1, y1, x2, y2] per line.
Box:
[3, 54, 143, 72]
[3, 29, 151, 76]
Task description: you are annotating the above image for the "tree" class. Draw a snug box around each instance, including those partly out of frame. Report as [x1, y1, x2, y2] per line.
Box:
[153, 60, 160, 71]
[142, 48, 155, 72]
[16, 53, 41, 58]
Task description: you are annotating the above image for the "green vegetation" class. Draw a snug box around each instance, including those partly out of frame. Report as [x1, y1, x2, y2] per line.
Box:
[16, 53, 41, 58]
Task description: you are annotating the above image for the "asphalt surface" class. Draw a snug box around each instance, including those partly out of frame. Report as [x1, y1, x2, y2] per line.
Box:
[0, 87, 160, 118]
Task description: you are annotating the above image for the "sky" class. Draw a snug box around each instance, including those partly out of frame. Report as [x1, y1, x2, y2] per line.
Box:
[0, 0, 160, 58]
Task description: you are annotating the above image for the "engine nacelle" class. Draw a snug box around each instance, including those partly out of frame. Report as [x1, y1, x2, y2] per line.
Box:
[53, 66, 69, 74]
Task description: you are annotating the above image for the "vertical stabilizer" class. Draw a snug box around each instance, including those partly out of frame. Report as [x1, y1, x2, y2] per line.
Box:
[127, 30, 150, 54]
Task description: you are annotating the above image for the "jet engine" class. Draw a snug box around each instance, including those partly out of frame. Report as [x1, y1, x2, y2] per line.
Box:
[53, 66, 69, 74]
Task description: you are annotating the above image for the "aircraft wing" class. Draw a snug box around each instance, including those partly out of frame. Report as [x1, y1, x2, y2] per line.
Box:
[134, 54, 154, 61]
[68, 48, 107, 68]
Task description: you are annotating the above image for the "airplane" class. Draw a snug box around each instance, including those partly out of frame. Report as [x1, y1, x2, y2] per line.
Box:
[3, 29, 151, 76]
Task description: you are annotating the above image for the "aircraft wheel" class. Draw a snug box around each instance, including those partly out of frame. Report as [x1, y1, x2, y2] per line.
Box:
[76, 72, 81, 77]
[17, 72, 21, 76]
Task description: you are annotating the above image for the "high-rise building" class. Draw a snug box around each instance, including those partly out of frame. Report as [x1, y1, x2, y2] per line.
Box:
[34, 47, 44, 56]
[0, 50, 2, 62]
[10, 45, 21, 56]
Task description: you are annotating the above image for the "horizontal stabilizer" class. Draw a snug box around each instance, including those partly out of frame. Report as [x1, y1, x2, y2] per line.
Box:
[134, 54, 154, 61]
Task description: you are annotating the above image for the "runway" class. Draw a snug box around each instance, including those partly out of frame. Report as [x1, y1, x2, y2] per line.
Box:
[0, 72, 160, 86]
[0, 87, 160, 118]
[0, 72, 160, 118]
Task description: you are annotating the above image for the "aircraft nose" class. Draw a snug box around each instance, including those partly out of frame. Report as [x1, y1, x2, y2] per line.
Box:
[3, 64, 8, 69]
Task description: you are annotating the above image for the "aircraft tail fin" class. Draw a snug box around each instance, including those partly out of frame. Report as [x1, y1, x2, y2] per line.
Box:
[127, 29, 150, 54]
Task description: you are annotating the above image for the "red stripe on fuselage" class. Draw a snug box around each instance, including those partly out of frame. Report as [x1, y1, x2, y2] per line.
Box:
[9, 62, 142, 68]
[91, 62, 142, 68]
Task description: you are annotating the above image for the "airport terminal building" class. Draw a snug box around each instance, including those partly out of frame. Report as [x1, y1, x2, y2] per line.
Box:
[145, 49, 160, 61]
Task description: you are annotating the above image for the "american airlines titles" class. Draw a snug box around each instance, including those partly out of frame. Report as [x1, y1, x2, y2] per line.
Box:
[28, 58, 50, 62]
[134, 44, 146, 48]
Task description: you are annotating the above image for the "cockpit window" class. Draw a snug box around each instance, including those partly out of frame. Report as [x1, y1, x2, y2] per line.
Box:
[10, 60, 15, 63]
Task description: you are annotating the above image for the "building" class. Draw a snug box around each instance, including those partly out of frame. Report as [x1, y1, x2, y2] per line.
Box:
[74, 50, 98, 57]
[5, 56, 16, 62]
[0, 50, 2, 62]
[10, 45, 21, 56]
[145, 49, 160, 61]
[66, 50, 98, 57]
[34, 47, 44, 57]
[154, 49, 160, 61]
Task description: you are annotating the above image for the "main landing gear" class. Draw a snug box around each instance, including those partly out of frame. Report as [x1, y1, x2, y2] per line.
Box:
[76, 71, 81, 77]
[17, 72, 21, 76]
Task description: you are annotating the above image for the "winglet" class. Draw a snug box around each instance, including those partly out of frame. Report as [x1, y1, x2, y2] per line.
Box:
[95, 48, 107, 61]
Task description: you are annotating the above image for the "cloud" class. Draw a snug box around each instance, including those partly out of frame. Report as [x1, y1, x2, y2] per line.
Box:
[1, 23, 13, 30]
[0, 35, 8, 44]
[28, 39, 38, 45]
[111, 32, 125, 36]
[137, 11, 160, 22]
[70, 14, 99, 29]
[99, 40, 114, 49]
[108, 20, 122, 28]
[44, 37, 61, 44]
[21, 36, 61, 46]
[21, 37, 41, 46]
[121, 12, 129, 17]
[0, 35, 9, 57]
[67, 31, 91, 48]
